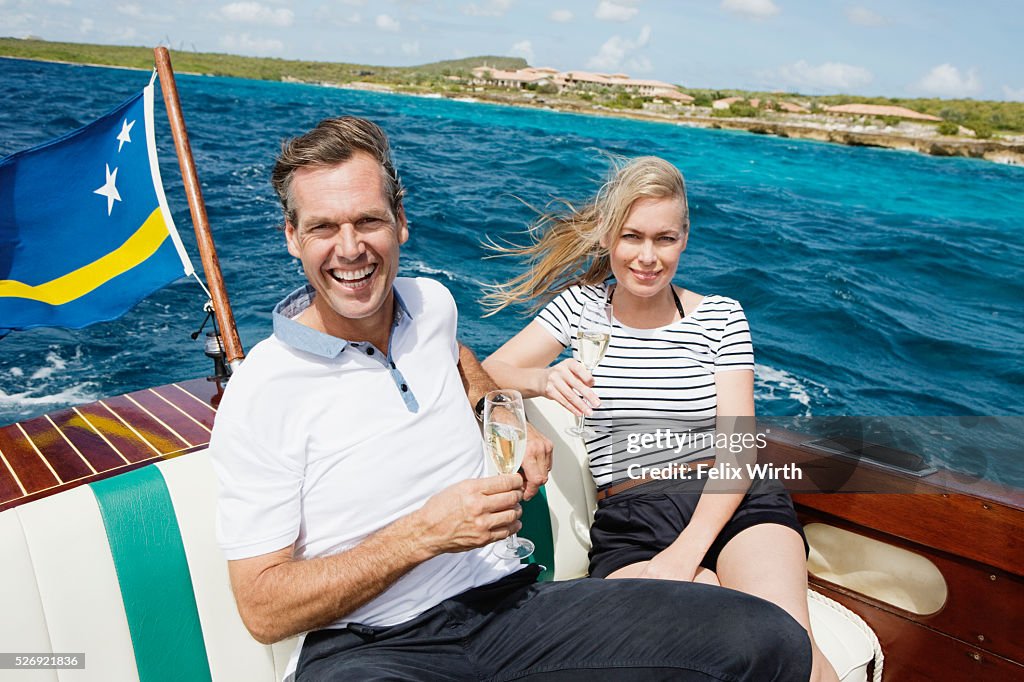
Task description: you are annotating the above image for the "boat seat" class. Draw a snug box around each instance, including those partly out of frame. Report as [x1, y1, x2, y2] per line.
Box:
[0, 397, 877, 681]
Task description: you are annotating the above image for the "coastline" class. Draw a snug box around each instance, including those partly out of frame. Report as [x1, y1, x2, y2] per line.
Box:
[336, 82, 1024, 166]
[4, 50, 1023, 166]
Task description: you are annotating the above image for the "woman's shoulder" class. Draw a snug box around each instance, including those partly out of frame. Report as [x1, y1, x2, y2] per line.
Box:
[693, 293, 744, 312]
[549, 282, 609, 308]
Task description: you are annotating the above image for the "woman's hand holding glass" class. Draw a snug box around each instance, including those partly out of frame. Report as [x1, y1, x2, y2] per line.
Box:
[541, 358, 600, 417]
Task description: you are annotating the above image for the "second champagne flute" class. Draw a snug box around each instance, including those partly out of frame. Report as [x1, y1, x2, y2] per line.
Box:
[566, 300, 612, 437]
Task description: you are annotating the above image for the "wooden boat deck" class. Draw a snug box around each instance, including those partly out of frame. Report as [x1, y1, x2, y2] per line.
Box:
[0, 378, 224, 512]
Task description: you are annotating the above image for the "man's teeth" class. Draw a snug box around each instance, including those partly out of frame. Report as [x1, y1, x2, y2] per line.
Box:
[331, 265, 376, 281]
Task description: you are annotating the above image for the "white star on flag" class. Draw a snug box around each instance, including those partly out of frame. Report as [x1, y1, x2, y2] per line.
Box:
[94, 164, 122, 216]
[116, 118, 135, 152]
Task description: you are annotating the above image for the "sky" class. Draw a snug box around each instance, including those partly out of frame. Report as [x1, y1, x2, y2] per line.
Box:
[2, 0, 1022, 101]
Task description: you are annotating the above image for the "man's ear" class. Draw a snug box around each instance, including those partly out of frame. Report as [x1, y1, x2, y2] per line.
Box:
[396, 204, 409, 245]
[285, 221, 301, 258]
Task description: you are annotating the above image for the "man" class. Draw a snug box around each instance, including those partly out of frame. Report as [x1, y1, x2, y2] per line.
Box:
[210, 116, 812, 681]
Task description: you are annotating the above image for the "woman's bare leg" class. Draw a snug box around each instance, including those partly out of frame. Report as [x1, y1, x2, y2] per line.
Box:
[715, 524, 840, 682]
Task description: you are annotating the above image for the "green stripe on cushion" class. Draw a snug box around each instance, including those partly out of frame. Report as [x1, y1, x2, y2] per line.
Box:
[520, 485, 555, 581]
[90, 465, 212, 682]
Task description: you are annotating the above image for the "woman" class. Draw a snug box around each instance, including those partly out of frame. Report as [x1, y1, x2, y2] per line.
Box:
[481, 156, 838, 682]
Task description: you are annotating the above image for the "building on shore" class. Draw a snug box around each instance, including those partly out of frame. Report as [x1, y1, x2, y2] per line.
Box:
[822, 103, 942, 122]
[470, 66, 692, 103]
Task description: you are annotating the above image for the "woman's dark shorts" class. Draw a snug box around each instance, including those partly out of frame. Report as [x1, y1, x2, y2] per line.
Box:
[588, 475, 808, 579]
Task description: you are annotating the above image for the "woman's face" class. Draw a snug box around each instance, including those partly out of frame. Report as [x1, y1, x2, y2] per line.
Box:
[602, 195, 688, 301]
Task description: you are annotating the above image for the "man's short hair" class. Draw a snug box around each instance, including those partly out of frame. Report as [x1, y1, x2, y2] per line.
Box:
[271, 116, 406, 225]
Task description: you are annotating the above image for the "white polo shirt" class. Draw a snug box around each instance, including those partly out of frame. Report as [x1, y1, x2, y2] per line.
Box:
[210, 277, 516, 632]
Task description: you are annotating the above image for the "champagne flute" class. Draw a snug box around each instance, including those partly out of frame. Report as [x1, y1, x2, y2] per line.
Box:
[483, 389, 535, 560]
[566, 300, 612, 437]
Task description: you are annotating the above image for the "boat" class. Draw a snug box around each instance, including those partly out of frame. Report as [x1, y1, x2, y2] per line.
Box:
[1, 370, 1021, 680]
[0, 49, 1020, 682]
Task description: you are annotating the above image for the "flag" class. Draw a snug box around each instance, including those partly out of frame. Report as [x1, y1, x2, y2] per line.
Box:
[0, 76, 194, 335]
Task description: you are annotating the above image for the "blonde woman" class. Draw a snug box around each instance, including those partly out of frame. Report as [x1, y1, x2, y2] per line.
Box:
[481, 157, 838, 682]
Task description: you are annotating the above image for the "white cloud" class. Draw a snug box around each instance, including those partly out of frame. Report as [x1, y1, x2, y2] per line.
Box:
[1002, 85, 1024, 102]
[595, 0, 638, 22]
[628, 55, 652, 74]
[376, 13, 400, 31]
[510, 39, 534, 63]
[401, 41, 420, 56]
[845, 5, 883, 26]
[46, 0, 72, 6]
[915, 64, 981, 97]
[550, 9, 572, 22]
[721, 0, 779, 20]
[117, 4, 141, 17]
[220, 32, 284, 53]
[79, 17, 94, 33]
[774, 60, 873, 91]
[337, 0, 366, 5]
[313, 4, 361, 25]
[587, 24, 650, 71]
[218, 2, 293, 27]
[463, 0, 513, 17]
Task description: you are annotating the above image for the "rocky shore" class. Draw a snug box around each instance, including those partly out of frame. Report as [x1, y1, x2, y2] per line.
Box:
[462, 93, 1024, 166]
[335, 82, 1024, 166]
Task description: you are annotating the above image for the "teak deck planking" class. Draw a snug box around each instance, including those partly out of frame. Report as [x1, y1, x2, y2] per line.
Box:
[0, 377, 223, 512]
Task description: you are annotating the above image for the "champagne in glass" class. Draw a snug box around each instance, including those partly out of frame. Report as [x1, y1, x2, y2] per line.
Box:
[487, 421, 526, 475]
[566, 301, 612, 437]
[483, 390, 535, 560]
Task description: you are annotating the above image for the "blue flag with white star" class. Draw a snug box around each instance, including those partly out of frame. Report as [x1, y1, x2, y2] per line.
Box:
[0, 76, 194, 335]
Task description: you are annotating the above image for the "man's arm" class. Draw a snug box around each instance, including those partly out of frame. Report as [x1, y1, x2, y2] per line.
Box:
[229, 473, 524, 644]
[458, 342, 553, 500]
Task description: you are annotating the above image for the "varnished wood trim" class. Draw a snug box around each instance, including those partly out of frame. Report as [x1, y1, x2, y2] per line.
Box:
[73, 407, 131, 466]
[148, 389, 212, 433]
[15, 423, 63, 484]
[99, 400, 163, 456]
[171, 382, 216, 412]
[0, 444, 28, 497]
[44, 414, 98, 475]
[123, 394, 192, 447]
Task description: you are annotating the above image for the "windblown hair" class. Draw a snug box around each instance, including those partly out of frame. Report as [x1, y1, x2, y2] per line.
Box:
[482, 156, 689, 315]
[271, 116, 406, 226]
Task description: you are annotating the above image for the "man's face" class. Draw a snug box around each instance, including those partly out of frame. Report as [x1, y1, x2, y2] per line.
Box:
[285, 152, 408, 337]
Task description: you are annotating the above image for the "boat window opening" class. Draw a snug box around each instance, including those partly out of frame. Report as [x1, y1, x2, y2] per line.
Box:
[805, 523, 948, 616]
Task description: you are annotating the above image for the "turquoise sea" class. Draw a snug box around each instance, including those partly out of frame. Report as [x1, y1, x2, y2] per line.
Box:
[1, 58, 1022, 483]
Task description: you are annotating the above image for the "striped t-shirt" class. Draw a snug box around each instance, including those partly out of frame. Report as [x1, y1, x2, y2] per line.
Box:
[536, 282, 755, 487]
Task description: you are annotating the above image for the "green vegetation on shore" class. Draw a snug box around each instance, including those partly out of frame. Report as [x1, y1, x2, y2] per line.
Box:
[2, 37, 1023, 136]
[0, 38, 525, 86]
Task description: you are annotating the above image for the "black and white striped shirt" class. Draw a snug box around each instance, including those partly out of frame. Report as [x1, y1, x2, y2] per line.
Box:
[536, 283, 755, 487]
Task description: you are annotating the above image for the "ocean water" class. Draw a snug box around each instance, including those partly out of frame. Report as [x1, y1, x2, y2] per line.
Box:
[1, 58, 1022, 483]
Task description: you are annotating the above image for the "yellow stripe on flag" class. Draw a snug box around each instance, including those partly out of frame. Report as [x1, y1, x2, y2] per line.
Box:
[0, 208, 172, 305]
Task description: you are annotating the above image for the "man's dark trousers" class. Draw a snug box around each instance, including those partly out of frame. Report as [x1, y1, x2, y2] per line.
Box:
[297, 565, 812, 681]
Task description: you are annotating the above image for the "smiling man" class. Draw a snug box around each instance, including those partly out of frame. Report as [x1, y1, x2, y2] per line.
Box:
[208, 116, 811, 681]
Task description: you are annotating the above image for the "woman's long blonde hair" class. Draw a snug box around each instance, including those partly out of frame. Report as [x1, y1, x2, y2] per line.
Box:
[482, 155, 689, 315]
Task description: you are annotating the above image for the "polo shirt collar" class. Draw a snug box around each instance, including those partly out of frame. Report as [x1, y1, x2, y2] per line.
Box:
[272, 283, 412, 359]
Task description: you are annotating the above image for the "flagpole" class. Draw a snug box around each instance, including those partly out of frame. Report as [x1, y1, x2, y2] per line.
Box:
[153, 46, 245, 369]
